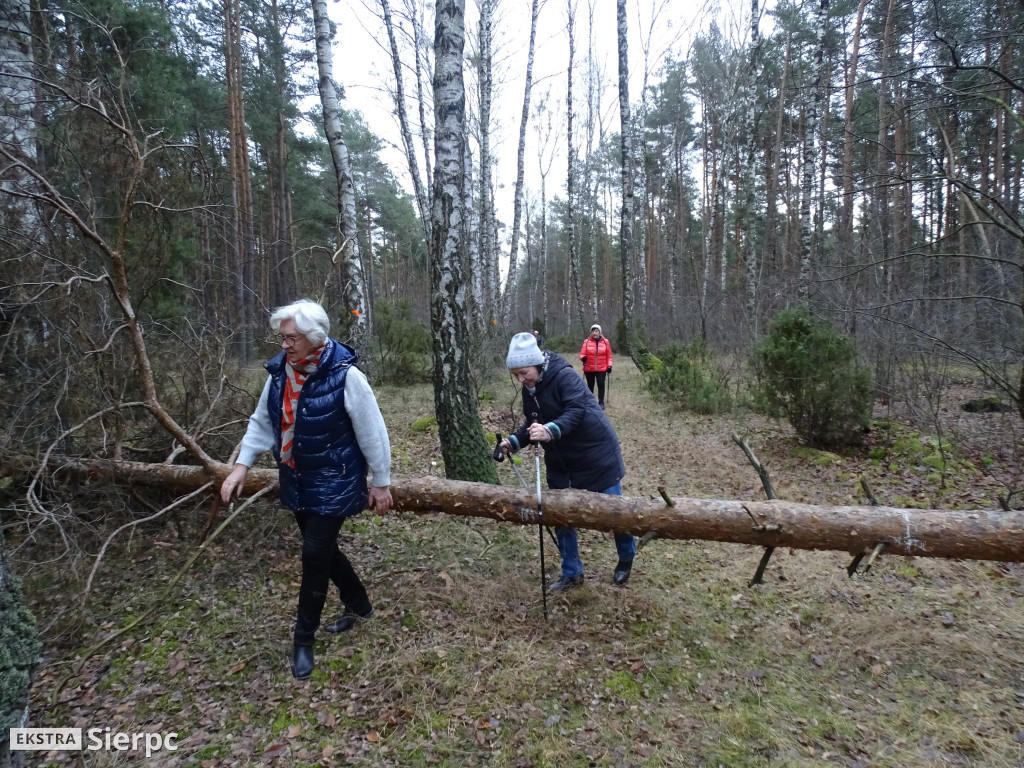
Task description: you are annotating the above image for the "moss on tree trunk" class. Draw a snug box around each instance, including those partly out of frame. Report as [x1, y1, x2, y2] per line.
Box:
[0, 527, 40, 768]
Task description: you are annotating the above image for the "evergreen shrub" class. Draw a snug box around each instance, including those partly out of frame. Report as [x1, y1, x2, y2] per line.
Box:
[752, 305, 872, 448]
[373, 299, 432, 385]
[647, 340, 734, 414]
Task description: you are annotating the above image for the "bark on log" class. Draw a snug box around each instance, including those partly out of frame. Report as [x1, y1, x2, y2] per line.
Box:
[11, 457, 1024, 564]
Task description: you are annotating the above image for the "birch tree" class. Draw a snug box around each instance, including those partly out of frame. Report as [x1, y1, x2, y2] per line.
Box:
[616, 0, 641, 359]
[0, 0, 41, 755]
[311, 0, 369, 358]
[379, 0, 430, 240]
[534, 92, 559, 336]
[566, 0, 585, 330]
[476, 0, 497, 322]
[501, 0, 543, 325]
[429, 0, 497, 483]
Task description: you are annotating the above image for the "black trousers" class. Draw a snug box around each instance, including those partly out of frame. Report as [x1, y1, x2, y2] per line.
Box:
[292, 512, 371, 646]
[584, 370, 607, 404]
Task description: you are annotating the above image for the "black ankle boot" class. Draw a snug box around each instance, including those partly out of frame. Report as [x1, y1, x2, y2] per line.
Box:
[613, 560, 632, 585]
[546, 574, 584, 593]
[292, 644, 314, 680]
[325, 607, 374, 634]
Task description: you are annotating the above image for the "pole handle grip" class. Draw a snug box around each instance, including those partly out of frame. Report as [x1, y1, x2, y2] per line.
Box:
[492, 432, 505, 462]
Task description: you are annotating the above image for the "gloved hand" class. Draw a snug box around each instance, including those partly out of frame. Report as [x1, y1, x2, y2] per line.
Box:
[493, 433, 511, 461]
[581, 356, 587, 363]
[606, 366, 612, 375]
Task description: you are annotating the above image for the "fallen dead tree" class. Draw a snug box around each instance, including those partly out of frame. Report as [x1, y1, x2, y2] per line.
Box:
[13, 456, 1024, 564]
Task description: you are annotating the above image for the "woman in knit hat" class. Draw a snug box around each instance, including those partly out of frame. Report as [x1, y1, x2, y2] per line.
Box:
[498, 332, 636, 592]
[580, 323, 613, 409]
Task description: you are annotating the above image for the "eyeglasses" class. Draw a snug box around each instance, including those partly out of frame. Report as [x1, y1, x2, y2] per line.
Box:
[274, 334, 303, 347]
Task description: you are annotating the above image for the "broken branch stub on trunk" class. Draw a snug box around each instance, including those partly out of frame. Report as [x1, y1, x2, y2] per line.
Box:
[20, 457, 1024, 565]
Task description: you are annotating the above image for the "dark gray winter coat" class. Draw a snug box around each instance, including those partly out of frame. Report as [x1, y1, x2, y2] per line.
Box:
[509, 352, 626, 492]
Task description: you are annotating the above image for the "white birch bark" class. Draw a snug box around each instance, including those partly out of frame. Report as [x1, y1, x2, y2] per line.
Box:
[500, 0, 542, 325]
[476, 0, 496, 319]
[464, 137, 484, 326]
[379, 0, 430, 240]
[566, 0, 585, 330]
[0, 2, 40, 754]
[526, 193, 535, 325]
[429, 0, 495, 482]
[404, 0, 434, 195]
[0, 0, 37, 233]
[311, 0, 369, 356]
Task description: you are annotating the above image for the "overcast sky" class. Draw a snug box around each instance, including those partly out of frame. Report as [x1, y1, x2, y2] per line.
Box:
[326, 0, 747, 237]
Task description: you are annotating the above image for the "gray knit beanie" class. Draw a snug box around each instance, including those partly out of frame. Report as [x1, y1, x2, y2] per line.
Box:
[506, 332, 545, 368]
[590, 323, 601, 333]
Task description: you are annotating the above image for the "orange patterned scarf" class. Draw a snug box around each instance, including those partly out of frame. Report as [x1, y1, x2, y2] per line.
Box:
[280, 344, 325, 468]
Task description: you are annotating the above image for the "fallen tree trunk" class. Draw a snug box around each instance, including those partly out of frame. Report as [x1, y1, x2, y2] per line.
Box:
[13, 457, 1024, 563]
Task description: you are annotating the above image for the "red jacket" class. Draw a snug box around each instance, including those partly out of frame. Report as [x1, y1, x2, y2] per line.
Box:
[580, 336, 613, 373]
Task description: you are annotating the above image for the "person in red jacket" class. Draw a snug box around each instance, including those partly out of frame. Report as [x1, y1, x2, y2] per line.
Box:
[580, 323, 613, 409]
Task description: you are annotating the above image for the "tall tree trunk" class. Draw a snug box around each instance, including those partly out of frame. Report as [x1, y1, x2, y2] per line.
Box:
[566, 0, 585, 331]
[616, 0, 640, 360]
[408, 0, 434, 197]
[429, 0, 498, 483]
[0, 3, 42, 759]
[463, 137, 484, 331]
[526, 198, 535, 326]
[797, 0, 829, 300]
[763, 31, 791, 277]
[223, 0, 255, 360]
[586, 0, 600, 321]
[839, 0, 869, 261]
[742, 0, 762, 334]
[476, 0, 496, 322]
[0, 525, 39, 768]
[540, 171, 550, 334]
[380, 0, 430, 241]
[311, 0, 370, 360]
[873, 0, 897, 303]
[269, 0, 296, 308]
[501, 0, 542, 325]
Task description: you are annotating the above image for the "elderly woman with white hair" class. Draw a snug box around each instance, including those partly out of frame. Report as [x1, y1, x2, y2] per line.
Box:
[221, 299, 392, 680]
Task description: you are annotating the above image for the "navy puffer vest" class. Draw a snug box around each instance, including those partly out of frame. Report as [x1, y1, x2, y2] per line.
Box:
[265, 339, 368, 517]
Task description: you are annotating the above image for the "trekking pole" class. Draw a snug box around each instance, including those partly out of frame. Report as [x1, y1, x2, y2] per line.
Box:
[530, 415, 548, 621]
[495, 433, 557, 543]
[494, 432, 527, 488]
[494, 431, 549, 620]
[605, 367, 611, 407]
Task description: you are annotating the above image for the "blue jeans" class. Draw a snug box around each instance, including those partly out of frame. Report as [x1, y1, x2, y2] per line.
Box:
[554, 482, 635, 579]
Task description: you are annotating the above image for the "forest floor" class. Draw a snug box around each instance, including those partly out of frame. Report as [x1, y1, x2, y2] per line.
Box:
[15, 356, 1024, 767]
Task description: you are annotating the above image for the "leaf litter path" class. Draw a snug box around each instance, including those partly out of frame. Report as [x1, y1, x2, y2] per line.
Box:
[25, 359, 1024, 767]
